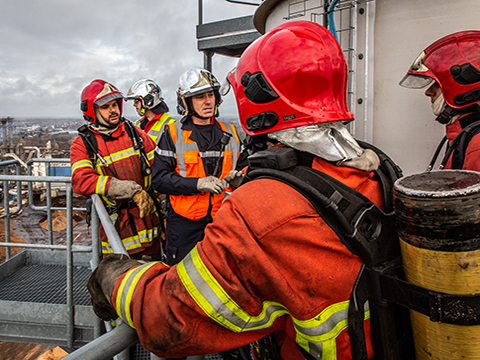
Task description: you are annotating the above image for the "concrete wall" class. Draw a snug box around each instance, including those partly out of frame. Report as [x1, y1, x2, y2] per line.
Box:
[374, 0, 480, 175]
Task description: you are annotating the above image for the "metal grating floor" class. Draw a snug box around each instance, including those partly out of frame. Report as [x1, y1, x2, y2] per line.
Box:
[132, 343, 227, 360]
[0, 264, 91, 305]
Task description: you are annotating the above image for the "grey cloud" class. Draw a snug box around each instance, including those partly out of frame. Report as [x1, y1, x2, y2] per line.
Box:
[0, 0, 254, 118]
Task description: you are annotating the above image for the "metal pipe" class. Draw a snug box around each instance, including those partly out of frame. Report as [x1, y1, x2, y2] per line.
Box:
[0, 242, 91, 252]
[66, 182, 74, 348]
[225, 0, 259, 6]
[3, 180, 10, 260]
[61, 322, 138, 360]
[198, 0, 203, 25]
[46, 162, 53, 246]
[91, 194, 129, 256]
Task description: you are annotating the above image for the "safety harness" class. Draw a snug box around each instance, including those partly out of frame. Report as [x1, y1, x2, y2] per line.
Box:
[77, 119, 165, 234]
[243, 142, 480, 360]
[428, 111, 480, 170]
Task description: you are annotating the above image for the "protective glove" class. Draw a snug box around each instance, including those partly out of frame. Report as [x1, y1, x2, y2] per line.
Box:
[197, 176, 223, 195]
[132, 189, 155, 218]
[87, 254, 144, 321]
[224, 170, 244, 188]
[107, 178, 142, 200]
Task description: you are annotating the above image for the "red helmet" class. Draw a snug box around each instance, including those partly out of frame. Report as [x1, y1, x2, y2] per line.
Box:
[226, 20, 353, 137]
[80, 80, 124, 123]
[400, 31, 480, 109]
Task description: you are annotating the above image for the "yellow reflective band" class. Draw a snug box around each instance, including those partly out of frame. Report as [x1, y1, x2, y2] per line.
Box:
[95, 176, 108, 194]
[116, 262, 159, 328]
[147, 149, 155, 162]
[71, 159, 93, 173]
[179, 248, 367, 360]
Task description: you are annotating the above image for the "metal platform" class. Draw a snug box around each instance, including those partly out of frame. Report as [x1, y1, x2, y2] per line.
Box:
[0, 249, 100, 348]
[197, 15, 260, 57]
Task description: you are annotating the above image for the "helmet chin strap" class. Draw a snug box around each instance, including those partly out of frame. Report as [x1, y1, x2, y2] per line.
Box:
[435, 105, 458, 125]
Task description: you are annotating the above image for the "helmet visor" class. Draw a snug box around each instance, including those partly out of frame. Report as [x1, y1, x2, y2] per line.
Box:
[95, 92, 124, 106]
[399, 74, 434, 89]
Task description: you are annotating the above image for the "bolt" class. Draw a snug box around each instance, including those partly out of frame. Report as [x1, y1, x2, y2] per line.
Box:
[359, 8, 365, 15]
[358, 98, 363, 104]
[359, 53, 364, 60]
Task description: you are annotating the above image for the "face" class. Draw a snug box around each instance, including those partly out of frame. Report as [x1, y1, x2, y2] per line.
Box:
[191, 91, 215, 119]
[133, 99, 143, 116]
[425, 82, 442, 103]
[97, 99, 120, 126]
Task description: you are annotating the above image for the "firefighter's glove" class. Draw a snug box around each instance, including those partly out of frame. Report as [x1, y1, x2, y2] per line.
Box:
[87, 254, 143, 321]
[197, 176, 223, 195]
[225, 170, 244, 189]
[107, 178, 142, 200]
[132, 189, 155, 218]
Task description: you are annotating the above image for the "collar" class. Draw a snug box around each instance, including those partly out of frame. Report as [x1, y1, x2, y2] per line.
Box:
[445, 112, 480, 142]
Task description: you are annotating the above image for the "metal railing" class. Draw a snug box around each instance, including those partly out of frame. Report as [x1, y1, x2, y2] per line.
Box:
[0, 158, 96, 348]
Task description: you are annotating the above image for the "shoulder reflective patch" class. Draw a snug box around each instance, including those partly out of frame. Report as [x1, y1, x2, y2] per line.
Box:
[116, 262, 159, 328]
[155, 148, 175, 158]
[178, 247, 369, 360]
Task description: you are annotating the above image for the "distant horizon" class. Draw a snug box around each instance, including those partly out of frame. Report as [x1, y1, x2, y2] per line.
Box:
[4, 114, 240, 121]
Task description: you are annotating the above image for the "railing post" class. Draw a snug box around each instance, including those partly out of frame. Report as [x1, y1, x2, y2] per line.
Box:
[3, 179, 10, 260]
[66, 182, 74, 348]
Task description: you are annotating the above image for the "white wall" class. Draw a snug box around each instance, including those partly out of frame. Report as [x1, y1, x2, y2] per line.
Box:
[374, 0, 480, 175]
[256, 0, 480, 175]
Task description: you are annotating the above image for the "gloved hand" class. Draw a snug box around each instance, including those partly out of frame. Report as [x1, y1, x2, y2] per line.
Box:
[225, 170, 244, 188]
[197, 176, 223, 195]
[107, 178, 142, 200]
[132, 189, 155, 218]
[87, 254, 144, 321]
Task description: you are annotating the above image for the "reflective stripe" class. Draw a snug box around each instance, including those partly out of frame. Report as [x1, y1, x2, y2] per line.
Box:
[200, 151, 222, 158]
[117, 262, 159, 328]
[71, 159, 93, 173]
[178, 247, 368, 360]
[95, 176, 108, 194]
[155, 148, 175, 158]
[101, 226, 160, 254]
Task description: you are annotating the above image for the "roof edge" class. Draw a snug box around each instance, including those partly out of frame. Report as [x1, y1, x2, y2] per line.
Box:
[253, 0, 282, 34]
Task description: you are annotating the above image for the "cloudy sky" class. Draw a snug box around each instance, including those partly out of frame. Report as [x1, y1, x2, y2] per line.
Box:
[0, 0, 256, 120]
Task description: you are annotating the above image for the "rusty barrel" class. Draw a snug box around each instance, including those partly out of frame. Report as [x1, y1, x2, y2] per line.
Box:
[394, 170, 480, 359]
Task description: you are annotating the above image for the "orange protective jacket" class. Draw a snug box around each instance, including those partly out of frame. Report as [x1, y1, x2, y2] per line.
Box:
[111, 156, 380, 359]
[70, 122, 160, 256]
[161, 119, 243, 221]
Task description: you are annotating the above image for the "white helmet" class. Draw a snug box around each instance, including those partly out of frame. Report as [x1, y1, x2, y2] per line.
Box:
[176, 67, 222, 116]
[126, 79, 164, 113]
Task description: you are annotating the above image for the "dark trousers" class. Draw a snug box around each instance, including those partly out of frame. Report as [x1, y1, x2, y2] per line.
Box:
[165, 209, 212, 266]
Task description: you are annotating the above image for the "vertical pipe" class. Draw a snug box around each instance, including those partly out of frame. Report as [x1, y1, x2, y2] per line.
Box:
[323, 0, 329, 28]
[46, 162, 53, 246]
[198, 0, 203, 25]
[27, 162, 33, 206]
[204, 51, 213, 72]
[66, 183, 74, 348]
[3, 180, 10, 260]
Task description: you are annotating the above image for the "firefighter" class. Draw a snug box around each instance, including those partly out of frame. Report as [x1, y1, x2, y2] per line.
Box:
[151, 67, 249, 266]
[126, 79, 176, 144]
[400, 30, 480, 171]
[87, 21, 390, 359]
[70, 79, 162, 259]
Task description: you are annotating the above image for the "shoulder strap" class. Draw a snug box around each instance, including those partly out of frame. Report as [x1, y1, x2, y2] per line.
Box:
[451, 120, 480, 169]
[77, 124, 98, 164]
[124, 119, 152, 177]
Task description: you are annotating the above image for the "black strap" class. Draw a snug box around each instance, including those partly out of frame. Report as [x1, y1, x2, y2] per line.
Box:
[78, 124, 98, 165]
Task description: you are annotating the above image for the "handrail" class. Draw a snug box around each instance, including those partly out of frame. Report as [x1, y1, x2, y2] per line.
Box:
[0, 170, 90, 348]
[62, 194, 138, 360]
